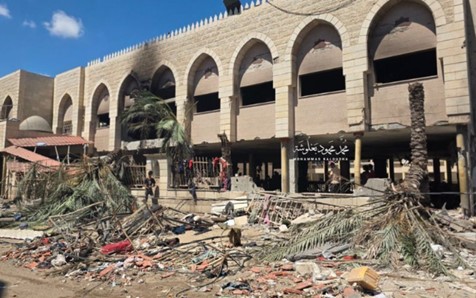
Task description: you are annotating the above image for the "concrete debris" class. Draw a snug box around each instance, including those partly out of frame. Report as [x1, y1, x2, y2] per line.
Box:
[0, 192, 475, 298]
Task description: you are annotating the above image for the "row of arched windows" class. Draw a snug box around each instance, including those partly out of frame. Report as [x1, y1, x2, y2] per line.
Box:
[49, 1, 438, 148]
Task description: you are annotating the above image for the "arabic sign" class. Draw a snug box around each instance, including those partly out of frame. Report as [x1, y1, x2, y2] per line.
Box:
[293, 135, 350, 161]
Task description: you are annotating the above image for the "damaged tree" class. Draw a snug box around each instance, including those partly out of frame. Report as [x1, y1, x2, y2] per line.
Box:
[263, 83, 473, 274]
[18, 154, 134, 225]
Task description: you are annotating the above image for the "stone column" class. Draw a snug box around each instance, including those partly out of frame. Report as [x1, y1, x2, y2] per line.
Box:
[249, 153, 255, 179]
[433, 158, 441, 184]
[343, 44, 369, 132]
[374, 158, 387, 178]
[456, 132, 470, 215]
[353, 133, 363, 186]
[446, 159, 453, 185]
[219, 95, 237, 142]
[108, 111, 120, 151]
[280, 138, 289, 193]
[388, 157, 395, 183]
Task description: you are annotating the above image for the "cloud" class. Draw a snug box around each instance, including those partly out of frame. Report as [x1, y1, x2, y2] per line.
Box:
[23, 20, 36, 28]
[0, 4, 11, 18]
[44, 10, 84, 39]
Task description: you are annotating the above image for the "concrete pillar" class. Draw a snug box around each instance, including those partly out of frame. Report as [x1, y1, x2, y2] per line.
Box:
[389, 158, 395, 183]
[108, 113, 121, 151]
[340, 160, 350, 181]
[446, 159, 453, 185]
[433, 158, 441, 184]
[343, 44, 369, 132]
[219, 96, 237, 142]
[280, 138, 289, 193]
[374, 158, 387, 178]
[288, 138, 297, 193]
[353, 134, 362, 186]
[456, 132, 470, 215]
[249, 153, 255, 179]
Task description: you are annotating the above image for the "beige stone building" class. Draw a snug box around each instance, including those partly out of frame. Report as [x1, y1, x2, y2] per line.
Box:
[0, 0, 475, 212]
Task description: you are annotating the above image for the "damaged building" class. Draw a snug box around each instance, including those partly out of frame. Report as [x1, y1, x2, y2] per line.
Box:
[0, 0, 475, 214]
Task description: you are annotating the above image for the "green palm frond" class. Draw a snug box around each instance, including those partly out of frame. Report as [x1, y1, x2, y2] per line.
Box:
[121, 91, 192, 160]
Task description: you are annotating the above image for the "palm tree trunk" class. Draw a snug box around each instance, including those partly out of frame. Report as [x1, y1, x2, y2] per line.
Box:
[403, 83, 429, 200]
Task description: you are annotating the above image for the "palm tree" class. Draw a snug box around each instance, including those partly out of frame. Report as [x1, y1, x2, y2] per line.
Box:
[403, 82, 429, 201]
[121, 91, 193, 162]
[261, 83, 471, 274]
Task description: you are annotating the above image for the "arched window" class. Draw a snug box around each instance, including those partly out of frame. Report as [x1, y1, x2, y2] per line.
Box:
[297, 24, 345, 96]
[192, 56, 220, 113]
[369, 1, 437, 83]
[93, 84, 110, 128]
[1, 96, 13, 120]
[119, 75, 140, 112]
[58, 94, 73, 134]
[239, 42, 274, 106]
[151, 66, 177, 115]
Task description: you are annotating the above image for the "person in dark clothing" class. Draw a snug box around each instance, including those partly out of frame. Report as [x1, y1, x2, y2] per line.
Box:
[144, 171, 156, 204]
[189, 180, 198, 204]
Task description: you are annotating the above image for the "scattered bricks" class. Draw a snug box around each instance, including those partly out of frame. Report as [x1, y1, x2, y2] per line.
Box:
[343, 286, 362, 298]
[160, 272, 175, 279]
[271, 271, 293, 277]
[256, 277, 268, 283]
[24, 262, 38, 270]
[197, 260, 209, 271]
[295, 280, 313, 290]
[284, 288, 304, 295]
[262, 273, 277, 280]
[281, 264, 294, 271]
[232, 290, 250, 295]
[141, 260, 153, 269]
[293, 277, 303, 283]
[99, 264, 115, 277]
[251, 267, 262, 273]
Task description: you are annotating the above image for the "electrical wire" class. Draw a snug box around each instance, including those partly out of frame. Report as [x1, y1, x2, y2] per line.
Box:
[266, 0, 357, 16]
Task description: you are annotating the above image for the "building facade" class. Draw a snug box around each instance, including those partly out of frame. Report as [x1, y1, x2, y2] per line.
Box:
[0, 0, 475, 212]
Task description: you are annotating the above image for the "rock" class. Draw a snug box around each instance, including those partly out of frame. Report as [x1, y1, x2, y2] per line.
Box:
[295, 261, 320, 277]
[343, 286, 362, 298]
[51, 254, 67, 267]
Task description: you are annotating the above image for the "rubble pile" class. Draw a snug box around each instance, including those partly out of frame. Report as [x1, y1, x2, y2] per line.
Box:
[1, 167, 476, 297]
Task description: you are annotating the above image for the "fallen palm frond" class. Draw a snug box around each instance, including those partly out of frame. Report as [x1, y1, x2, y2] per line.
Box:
[263, 192, 471, 274]
[18, 156, 133, 225]
[263, 83, 475, 275]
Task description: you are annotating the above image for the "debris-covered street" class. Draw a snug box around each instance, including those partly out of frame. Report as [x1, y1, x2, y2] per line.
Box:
[1, 186, 476, 298]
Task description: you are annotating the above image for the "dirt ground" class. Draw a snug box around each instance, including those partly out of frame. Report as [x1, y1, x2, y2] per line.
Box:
[1, 226, 475, 298]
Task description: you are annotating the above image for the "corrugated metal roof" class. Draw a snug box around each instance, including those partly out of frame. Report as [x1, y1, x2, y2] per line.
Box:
[8, 135, 90, 147]
[1, 146, 61, 167]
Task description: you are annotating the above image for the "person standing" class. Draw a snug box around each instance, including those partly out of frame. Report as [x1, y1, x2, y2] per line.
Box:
[328, 162, 341, 193]
[144, 171, 156, 204]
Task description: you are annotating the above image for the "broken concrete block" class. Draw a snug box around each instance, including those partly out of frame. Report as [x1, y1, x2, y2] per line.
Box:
[346, 266, 380, 291]
[294, 261, 321, 282]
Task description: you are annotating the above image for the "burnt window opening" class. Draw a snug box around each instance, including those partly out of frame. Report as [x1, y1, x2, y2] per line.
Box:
[156, 86, 176, 100]
[300, 68, 346, 96]
[127, 128, 157, 141]
[240, 82, 275, 106]
[374, 49, 437, 84]
[97, 114, 110, 128]
[195, 92, 220, 113]
[122, 115, 158, 141]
